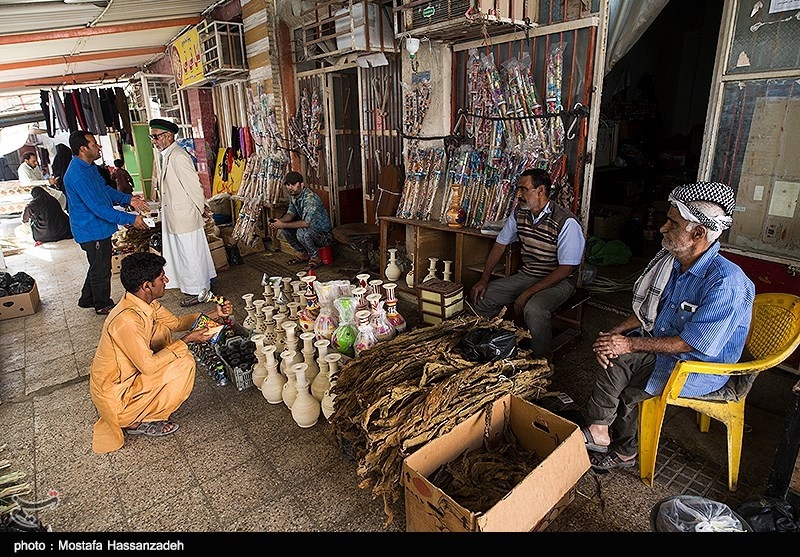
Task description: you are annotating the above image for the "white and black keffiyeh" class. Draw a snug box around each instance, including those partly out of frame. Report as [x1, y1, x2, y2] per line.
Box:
[668, 181, 735, 231]
[632, 248, 675, 332]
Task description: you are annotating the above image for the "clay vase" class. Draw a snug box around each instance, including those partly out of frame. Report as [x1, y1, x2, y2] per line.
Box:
[242, 293, 256, 330]
[291, 363, 320, 428]
[368, 279, 383, 296]
[299, 331, 319, 383]
[442, 260, 453, 282]
[280, 348, 300, 379]
[321, 353, 342, 421]
[352, 287, 368, 312]
[445, 183, 466, 228]
[282, 361, 299, 409]
[252, 299, 266, 333]
[290, 280, 303, 305]
[260, 346, 285, 404]
[250, 334, 268, 389]
[354, 309, 377, 357]
[273, 313, 287, 354]
[282, 320, 299, 353]
[424, 258, 438, 283]
[406, 260, 415, 289]
[261, 305, 277, 345]
[356, 273, 371, 290]
[385, 248, 402, 282]
[311, 353, 330, 402]
[383, 283, 406, 334]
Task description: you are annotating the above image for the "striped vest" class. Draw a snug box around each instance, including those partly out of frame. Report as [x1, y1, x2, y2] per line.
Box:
[515, 202, 578, 279]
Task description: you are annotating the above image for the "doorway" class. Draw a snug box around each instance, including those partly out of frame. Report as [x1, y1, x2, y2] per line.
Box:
[589, 0, 724, 265]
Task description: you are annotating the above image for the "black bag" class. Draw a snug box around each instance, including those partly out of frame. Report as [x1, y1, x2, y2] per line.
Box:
[461, 327, 517, 362]
[225, 244, 243, 266]
[736, 496, 799, 532]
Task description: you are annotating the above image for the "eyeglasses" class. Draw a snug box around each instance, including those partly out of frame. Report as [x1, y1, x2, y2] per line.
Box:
[149, 132, 167, 140]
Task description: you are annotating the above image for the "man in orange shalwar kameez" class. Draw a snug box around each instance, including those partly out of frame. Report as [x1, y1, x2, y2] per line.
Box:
[89, 251, 233, 453]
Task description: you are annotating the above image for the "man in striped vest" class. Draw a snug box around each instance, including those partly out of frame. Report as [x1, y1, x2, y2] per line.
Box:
[470, 168, 585, 360]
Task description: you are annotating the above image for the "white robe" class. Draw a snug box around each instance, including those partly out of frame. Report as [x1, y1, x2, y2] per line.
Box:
[162, 227, 216, 296]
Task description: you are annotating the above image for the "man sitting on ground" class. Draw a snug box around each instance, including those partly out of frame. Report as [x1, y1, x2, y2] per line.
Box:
[89, 251, 233, 454]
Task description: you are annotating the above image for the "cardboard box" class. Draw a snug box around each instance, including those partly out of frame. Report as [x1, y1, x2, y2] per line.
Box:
[403, 394, 590, 532]
[0, 280, 40, 320]
[211, 246, 229, 271]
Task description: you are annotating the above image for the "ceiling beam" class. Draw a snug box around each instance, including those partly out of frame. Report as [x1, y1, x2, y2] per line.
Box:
[0, 47, 165, 72]
[0, 67, 138, 90]
[0, 17, 201, 45]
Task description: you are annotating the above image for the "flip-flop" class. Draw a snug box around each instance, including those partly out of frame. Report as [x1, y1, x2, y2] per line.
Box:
[303, 259, 322, 271]
[286, 257, 310, 265]
[180, 296, 203, 307]
[95, 305, 115, 315]
[590, 451, 636, 472]
[126, 420, 179, 437]
[581, 425, 609, 453]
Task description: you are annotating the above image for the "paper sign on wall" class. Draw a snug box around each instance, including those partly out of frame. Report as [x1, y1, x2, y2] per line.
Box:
[768, 180, 800, 218]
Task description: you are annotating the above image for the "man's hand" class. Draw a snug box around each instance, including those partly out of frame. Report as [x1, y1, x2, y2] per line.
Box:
[129, 195, 150, 213]
[183, 325, 218, 344]
[132, 215, 149, 230]
[203, 205, 213, 219]
[212, 300, 233, 321]
[513, 291, 533, 316]
[268, 219, 285, 230]
[592, 332, 632, 369]
[470, 279, 489, 303]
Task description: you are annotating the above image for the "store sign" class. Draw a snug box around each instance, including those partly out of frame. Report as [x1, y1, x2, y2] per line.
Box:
[170, 27, 204, 88]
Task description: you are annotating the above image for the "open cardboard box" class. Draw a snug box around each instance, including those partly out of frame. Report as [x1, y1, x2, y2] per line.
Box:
[402, 393, 590, 532]
[0, 279, 40, 321]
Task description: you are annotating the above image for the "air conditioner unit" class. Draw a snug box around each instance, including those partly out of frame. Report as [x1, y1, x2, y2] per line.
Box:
[198, 20, 248, 81]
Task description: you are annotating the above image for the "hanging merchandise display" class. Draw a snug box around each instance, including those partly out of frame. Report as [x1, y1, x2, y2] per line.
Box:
[396, 147, 446, 220]
[287, 87, 323, 169]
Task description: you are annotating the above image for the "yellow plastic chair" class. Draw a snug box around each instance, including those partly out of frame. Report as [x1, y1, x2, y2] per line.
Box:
[638, 293, 800, 492]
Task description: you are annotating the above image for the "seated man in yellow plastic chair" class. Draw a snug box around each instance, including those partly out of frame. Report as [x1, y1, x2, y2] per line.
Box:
[579, 182, 755, 472]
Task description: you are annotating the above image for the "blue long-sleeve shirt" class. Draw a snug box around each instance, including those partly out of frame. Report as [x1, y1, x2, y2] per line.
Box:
[63, 156, 136, 243]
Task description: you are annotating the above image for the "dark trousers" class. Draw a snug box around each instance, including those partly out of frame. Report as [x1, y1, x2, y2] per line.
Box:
[582, 351, 656, 456]
[78, 237, 113, 311]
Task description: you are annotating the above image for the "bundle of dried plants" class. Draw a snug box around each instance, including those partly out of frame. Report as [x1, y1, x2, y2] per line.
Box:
[329, 314, 552, 525]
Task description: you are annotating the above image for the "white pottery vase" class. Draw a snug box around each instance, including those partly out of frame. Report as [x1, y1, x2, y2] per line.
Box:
[310, 354, 330, 402]
[299, 332, 319, 382]
[405, 261, 415, 289]
[252, 299, 266, 333]
[282, 361, 299, 409]
[321, 353, 342, 421]
[261, 346, 285, 404]
[385, 248, 402, 282]
[250, 334, 268, 389]
[290, 363, 320, 428]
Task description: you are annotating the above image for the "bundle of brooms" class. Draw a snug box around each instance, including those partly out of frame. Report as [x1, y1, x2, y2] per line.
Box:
[329, 313, 553, 525]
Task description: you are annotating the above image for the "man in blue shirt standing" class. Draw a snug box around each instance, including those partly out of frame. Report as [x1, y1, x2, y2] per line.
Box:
[64, 130, 150, 315]
[268, 171, 334, 272]
[580, 182, 755, 472]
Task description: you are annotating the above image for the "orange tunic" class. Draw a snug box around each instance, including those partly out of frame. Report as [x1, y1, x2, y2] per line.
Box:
[89, 292, 200, 453]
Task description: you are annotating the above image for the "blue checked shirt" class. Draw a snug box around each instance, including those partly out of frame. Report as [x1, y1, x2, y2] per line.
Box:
[644, 242, 755, 397]
[287, 186, 333, 234]
[63, 156, 137, 243]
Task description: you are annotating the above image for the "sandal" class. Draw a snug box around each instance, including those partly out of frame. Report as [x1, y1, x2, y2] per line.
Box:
[590, 451, 636, 472]
[581, 425, 609, 453]
[303, 259, 322, 271]
[95, 305, 115, 315]
[286, 257, 310, 265]
[126, 420, 179, 437]
[180, 295, 203, 307]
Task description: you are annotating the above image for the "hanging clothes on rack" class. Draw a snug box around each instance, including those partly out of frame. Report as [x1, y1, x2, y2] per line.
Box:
[88, 89, 106, 135]
[40, 90, 55, 138]
[50, 90, 68, 132]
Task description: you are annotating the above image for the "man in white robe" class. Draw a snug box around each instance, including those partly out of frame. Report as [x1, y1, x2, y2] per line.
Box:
[149, 118, 216, 307]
